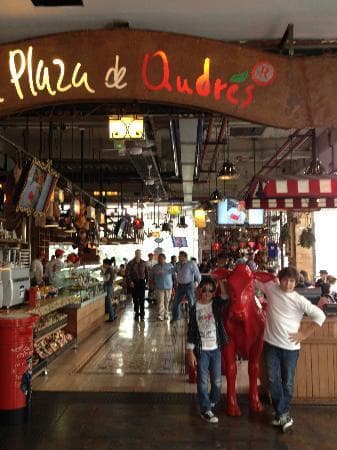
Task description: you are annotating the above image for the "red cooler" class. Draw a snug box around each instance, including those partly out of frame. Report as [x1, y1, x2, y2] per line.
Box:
[0, 312, 38, 424]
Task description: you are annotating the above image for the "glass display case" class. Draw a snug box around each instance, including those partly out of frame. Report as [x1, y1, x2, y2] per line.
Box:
[53, 265, 105, 302]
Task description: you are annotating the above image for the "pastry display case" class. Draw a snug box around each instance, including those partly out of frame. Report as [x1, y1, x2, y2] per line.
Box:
[31, 294, 79, 376]
[53, 265, 105, 302]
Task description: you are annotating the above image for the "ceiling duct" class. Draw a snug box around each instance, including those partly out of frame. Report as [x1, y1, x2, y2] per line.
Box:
[179, 118, 198, 203]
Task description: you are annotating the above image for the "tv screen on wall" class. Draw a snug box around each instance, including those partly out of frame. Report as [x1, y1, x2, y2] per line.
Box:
[217, 199, 264, 226]
[16, 159, 58, 216]
[172, 236, 188, 248]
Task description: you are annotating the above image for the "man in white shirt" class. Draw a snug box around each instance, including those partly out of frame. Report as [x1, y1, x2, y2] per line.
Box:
[30, 252, 44, 285]
[256, 266, 326, 432]
[48, 249, 65, 286]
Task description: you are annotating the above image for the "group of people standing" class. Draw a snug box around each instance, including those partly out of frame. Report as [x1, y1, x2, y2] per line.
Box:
[186, 265, 326, 431]
[123, 249, 201, 322]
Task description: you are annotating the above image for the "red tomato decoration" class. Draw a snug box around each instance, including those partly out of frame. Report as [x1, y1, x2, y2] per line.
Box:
[133, 217, 144, 230]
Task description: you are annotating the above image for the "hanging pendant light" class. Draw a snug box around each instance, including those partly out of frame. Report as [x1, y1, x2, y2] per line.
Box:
[217, 122, 239, 180]
[177, 215, 188, 228]
[218, 160, 240, 180]
[304, 159, 326, 175]
[210, 189, 221, 204]
[304, 129, 326, 175]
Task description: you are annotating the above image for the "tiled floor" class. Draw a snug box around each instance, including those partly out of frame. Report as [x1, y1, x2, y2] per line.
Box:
[33, 301, 249, 394]
[1, 392, 337, 450]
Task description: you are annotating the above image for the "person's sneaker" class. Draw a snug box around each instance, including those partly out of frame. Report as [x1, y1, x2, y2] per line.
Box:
[271, 416, 282, 426]
[158, 316, 164, 321]
[200, 410, 218, 424]
[210, 402, 215, 409]
[282, 416, 294, 433]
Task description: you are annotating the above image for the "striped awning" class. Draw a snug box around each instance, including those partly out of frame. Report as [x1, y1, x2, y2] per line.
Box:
[263, 177, 337, 197]
[245, 176, 337, 210]
[245, 197, 337, 209]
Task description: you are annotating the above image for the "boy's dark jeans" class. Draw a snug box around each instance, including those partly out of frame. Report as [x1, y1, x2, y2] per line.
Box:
[263, 342, 299, 417]
[197, 348, 222, 413]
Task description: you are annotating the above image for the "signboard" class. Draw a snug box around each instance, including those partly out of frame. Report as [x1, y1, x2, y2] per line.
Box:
[0, 29, 335, 127]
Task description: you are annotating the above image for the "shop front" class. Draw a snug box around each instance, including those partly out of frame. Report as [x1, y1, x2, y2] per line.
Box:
[0, 28, 337, 405]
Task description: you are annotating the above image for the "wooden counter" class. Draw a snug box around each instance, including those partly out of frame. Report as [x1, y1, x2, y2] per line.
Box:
[64, 293, 106, 344]
[292, 316, 337, 403]
[260, 316, 337, 404]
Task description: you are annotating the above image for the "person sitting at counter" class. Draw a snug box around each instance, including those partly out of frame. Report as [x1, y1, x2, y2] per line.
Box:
[317, 275, 337, 309]
[299, 270, 312, 287]
[315, 269, 330, 295]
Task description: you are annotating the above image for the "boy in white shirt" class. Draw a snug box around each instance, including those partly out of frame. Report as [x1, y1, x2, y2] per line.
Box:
[256, 267, 326, 432]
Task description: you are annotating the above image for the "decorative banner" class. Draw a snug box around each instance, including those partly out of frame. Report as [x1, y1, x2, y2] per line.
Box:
[16, 158, 58, 217]
[0, 30, 336, 127]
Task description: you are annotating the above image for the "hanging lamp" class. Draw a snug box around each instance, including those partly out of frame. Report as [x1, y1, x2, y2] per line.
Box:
[210, 189, 221, 204]
[217, 121, 239, 180]
[304, 129, 326, 175]
[210, 138, 222, 203]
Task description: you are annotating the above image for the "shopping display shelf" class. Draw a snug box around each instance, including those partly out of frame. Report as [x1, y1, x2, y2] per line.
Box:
[34, 318, 68, 341]
[32, 338, 75, 378]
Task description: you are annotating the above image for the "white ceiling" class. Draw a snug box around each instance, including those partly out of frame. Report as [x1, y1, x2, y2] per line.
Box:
[0, 0, 336, 44]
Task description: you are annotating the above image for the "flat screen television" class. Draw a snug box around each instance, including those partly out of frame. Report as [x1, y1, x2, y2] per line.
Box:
[247, 209, 265, 225]
[172, 236, 188, 248]
[16, 159, 58, 216]
[217, 199, 264, 226]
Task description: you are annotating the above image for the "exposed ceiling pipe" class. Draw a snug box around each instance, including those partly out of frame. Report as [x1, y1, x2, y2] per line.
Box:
[169, 119, 179, 177]
[209, 117, 227, 173]
[199, 116, 214, 172]
[194, 118, 204, 178]
[179, 118, 198, 203]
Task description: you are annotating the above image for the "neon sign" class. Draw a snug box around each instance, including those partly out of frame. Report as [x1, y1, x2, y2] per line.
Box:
[141, 50, 276, 109]
[8, 46, 95, 100]
[0, 44, 276, 112]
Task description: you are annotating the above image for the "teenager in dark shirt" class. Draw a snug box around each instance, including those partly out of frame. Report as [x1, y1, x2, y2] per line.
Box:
[187, 277, 228, 423]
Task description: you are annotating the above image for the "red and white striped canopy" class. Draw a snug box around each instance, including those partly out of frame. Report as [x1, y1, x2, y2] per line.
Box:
[245, 176, 337, 210]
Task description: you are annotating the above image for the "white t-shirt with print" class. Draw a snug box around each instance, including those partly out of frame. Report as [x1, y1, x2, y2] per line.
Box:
[196, 302, 217, 351]
[255, 280, 326, 350]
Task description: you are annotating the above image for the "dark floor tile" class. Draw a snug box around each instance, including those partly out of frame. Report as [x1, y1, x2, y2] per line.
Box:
[1, 395, 337, 450]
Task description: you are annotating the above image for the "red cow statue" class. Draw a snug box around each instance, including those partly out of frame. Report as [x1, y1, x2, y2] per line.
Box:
[211, 264, 274, 416]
